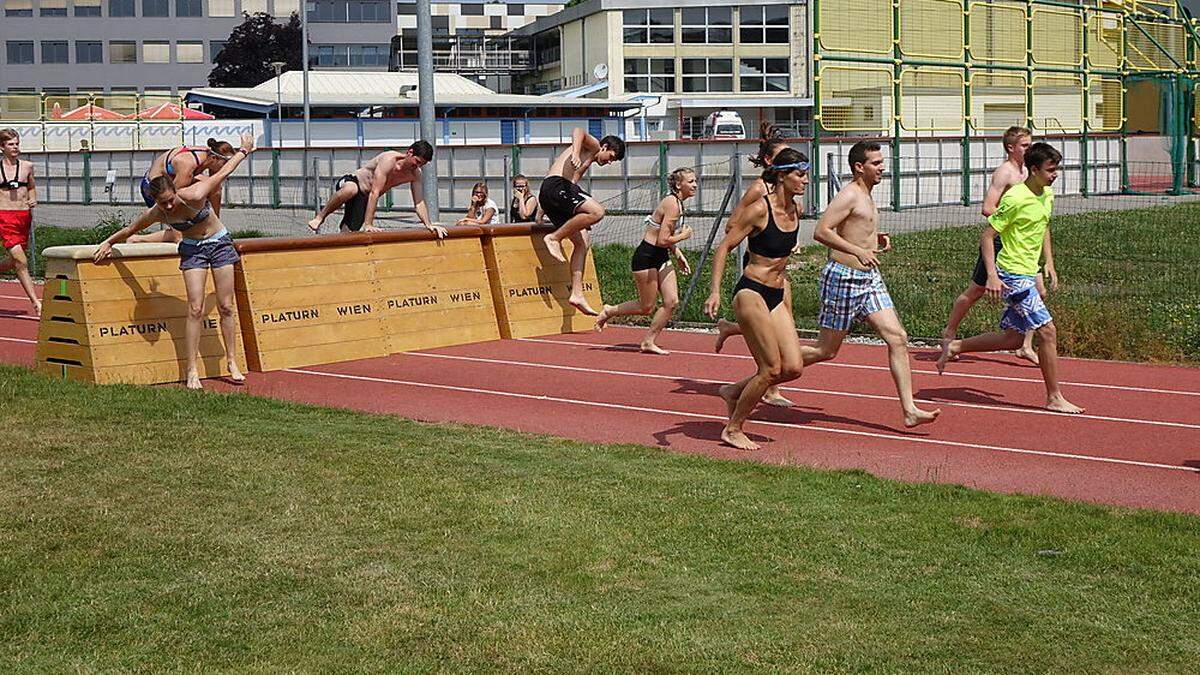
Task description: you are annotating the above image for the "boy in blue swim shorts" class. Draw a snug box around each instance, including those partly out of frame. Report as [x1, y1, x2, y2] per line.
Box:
[937, 142, 1085, 414]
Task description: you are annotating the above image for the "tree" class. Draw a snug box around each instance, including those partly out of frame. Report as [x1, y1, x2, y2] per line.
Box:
[208, 12, 303, 88]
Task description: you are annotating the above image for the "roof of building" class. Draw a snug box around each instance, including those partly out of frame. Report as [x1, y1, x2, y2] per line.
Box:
[509, 0, 801, 37]
[185, 70, 639, 112]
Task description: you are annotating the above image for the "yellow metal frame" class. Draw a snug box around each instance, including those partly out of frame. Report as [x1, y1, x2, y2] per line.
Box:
[899, 0, 965, 60]
[1031, 7, 1085, 66]
[968, 70, 1030, 130]
[1032, 73, 1085, 132]
[1088, 76, 1124, 131]
[966, 1, 1027, 64]
[816, 64, 893, 132]
[899, 66, 966, 131]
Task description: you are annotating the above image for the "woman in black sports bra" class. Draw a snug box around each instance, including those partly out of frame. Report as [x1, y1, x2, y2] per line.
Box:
[593, 167, 696, 354]
[94, 133, 255, 391]
[703, 147, 810, 451]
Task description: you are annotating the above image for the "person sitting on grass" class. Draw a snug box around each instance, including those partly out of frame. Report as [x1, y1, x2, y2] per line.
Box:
[594, 167, 695, 354]
[937, 142, 1084, 414]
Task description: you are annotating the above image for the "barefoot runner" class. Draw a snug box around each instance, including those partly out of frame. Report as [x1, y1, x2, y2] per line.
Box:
[940, 126, 1049, 365]
[703, 148, 811, 450]
[713, 131, 796, 406]
[937, 142, 1084, 414]
[93, 133, 256, 390]
[801, 141, 940, 429]
[308, 141, 447, 238]
[128, 137, 237, 244]
[539, 128, 626, 315]
[0, 128, 40, 316]
[593, 167, 695, 354]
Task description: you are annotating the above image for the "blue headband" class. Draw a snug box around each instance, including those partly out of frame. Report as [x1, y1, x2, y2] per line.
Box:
[771, 161, 810, 172]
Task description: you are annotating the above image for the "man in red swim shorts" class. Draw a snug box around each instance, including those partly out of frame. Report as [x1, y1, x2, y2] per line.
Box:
[0, 128, 39, 316]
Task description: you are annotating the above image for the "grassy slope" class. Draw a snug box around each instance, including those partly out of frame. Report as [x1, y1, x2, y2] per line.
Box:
[1, 366, 1198, 671]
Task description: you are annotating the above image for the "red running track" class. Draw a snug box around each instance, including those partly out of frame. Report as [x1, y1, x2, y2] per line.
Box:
[2, 279, 1198, 514]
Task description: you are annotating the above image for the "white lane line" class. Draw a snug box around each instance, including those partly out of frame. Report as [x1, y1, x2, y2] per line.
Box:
[408, 351, 1200, 432]
[284, 366, 1197, 474]
[0, 336, 35, 344]
[0, 294, 34, 301]
[518, 337, 1200, 398]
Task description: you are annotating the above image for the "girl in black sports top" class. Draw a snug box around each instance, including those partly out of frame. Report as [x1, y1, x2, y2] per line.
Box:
[593, 168, 695, 354]
[703, 148, 810, 451]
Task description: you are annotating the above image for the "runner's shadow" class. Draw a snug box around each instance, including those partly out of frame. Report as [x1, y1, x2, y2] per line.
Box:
[0, 308, 33, 318]
[652, 420, 770, 447]
[911, 350, 1034, 368]
[1181, 460, 1200, 474]
[916, 386, 1044, 411]
[673, 377, 915, 435]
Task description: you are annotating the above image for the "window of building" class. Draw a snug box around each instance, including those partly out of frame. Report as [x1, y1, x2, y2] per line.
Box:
[682, 58, 733, 93]
[175, 0, 200, 15]
[623, 57, 674, 93]
[460, 2, 481, 14]
[4, 0, 32, 17]
[76, 40, 103, 63]
[739, 5, 788, 44]
[623, 9, 673, 44]
[110, 40, 137, 62]
[41, 40, 69, 63]
[773, 107, 809, 137]
[208, 0, 234, 15]
[681, 7, 731, 44]
[681, 115, 706, 139]
[40, 0, 66, 15]
[142, 0, 167, 16]
[308, 0, 339, 20]
[347, 0, 387, 22]
[314, 44, 348, 66]
[274, 0, 297, 17]
[74, 0, 101, 15]
[143, 40, 169, 63]
[6, 41, 34, 64]
[739, 57, 788, 92]
[177, 41, 203, 62]
[349, 44, 385, 66]
[108, 0, 133, 15]
[210, 40, 226, 62]
[241, 0, 267, 13]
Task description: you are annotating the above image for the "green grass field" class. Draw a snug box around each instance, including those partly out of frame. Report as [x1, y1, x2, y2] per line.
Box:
[596, 201, 1200, 362]
[2, 367, 1199, 671]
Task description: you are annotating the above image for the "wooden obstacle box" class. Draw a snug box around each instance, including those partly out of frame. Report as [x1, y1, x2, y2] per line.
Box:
[35, 244, 246, 385]
[481, 224, 604, 339]
[233, 228, 499, 371]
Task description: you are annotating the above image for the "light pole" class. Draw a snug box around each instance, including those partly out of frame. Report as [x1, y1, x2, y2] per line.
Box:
[301, 2, 313, 210]
[415, 0, 439, 222]
[270, 61, 286, 148]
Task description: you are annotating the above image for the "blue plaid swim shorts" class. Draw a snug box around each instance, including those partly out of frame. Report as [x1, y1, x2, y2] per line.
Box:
[998, 270, 1052, 332]
[818, 260, 894, 331]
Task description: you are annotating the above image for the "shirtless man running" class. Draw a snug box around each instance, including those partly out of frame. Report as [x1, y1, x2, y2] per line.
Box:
[0, 128, 40, 316]
[539, 128, 626, 315]
[801, 141, 940, 428]
[308, 140, 447, 237]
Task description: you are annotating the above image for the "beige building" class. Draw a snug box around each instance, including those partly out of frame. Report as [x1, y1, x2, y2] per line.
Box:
[508, 0, 811, 139]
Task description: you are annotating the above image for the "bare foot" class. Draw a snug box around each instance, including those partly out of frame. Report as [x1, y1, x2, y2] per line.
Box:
[936, 340, 958, 375]
[1015, 346, 1041, 366]
[714, 318, 738, 353]
[640, 340, 668, 355]
[721, 426, 760, 451]
[228, 362, 246, 385]
[904, 407, 941, 428]
[543, 234, 566, 263]
[307, 216, 323, 234]
[185, 372, 203, 390]
[718, 383, 739, 418]
[569, 295, 599, 316]
[1046, 395, 1085, 414]
[593, 305, 613, 332]
[762, 388, 794, 407]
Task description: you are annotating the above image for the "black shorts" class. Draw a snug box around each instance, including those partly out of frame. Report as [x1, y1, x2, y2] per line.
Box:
[733, 275, 785, 312]
[631, 240, 671, 272]
[971, 236, 1004, 286]
[336, 175, 368, 232]
[539, 175, 591, 228]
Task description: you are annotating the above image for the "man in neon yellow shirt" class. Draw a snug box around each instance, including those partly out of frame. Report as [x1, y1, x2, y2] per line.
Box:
[936, 143, 1085, 414]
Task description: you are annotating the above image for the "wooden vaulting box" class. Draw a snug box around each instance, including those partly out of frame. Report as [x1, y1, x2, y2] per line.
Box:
[35, 244, 245, 385]
[233, 228, 498, 371]
[480, 224, 604, 339]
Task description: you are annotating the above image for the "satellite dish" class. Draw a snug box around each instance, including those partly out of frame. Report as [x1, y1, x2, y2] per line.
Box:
[594, 63, 609, 81]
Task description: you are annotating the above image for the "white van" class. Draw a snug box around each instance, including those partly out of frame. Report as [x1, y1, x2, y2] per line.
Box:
[701, 110, 746, 139]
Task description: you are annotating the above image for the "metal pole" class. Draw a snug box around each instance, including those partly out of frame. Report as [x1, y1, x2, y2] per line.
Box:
[678, 174, 738, 318]
[271, 61, 286, 149]
[301, 9, 311, 149]
[416, 0, 440, 222]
